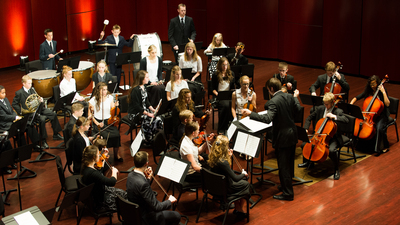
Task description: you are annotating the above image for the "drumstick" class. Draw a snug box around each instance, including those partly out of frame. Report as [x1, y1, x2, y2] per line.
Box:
[103, 19, 109, 32]
[47, 49, 64, 60]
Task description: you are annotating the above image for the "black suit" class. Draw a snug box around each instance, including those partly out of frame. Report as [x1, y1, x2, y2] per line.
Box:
[250, 91, 302, 197]
[309, 73, 350, 96]
[168, 16, 196, 62]
[72, 132, 87, 174]
[272, 74, 296, 94]
[0, 97, 40, 146]
[127, 171, 181, 225]
[39, 40, 60, 70]
[98, 35, 133, 86]
[227, 53, 248, 66]
[12, 87, 62, 139]
[64, 116, 77, 143]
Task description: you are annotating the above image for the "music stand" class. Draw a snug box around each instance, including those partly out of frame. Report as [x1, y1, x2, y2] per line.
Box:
[56, 56, 81, 73]
[116, 51, 141, 90]
[107, 82, 118, 94]
[53, 92, 75, 113]
[158, 99, 177, 116]
[194, 42, 203, 51]
[216, 90, 233, 101]
[0, 140, 17, 205]
[212, 48, 228, 57]
[181, 68, 192, 80]
[2, 205, 50, 225]
[299, 94, 323, 107]
[293, 126, 313, 185]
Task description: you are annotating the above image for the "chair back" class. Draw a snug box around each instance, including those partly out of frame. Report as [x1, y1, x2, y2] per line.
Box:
[77, 178, 95, 207]
[337, 114, 356, 137]
[64, 138, 74, 174]
[55, 156, 66, 187]
[116, 195, 142, 225]
[53, 85, 61, 103]
[388, 96, 399, 117]
[152, 130, 167, 164]
[95, 51, 106, 64]
[119, 95, 129, 114]
[163, 115, 173, 137]
[241, 63, 255, 79]
[200, 168, 228, 201]
[263, 86, 270, 100]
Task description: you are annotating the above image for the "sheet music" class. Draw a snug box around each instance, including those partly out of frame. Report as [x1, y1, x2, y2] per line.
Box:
[233, 131, 248, 154]
[14, 211, 39, 225]
[157, 156, 187, 183]
[130, 130, 142, 157]
[227, 122, 237, 140]
[245, 135, 260, 157]
[239, 117, 272, 133]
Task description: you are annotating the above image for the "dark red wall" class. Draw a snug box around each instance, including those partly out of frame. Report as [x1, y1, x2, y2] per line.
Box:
[1, 0, 399, 81]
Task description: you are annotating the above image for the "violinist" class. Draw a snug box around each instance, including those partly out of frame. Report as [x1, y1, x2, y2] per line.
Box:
[208, 135, 249, 216]
[81, 145, 127, 212]
[179, 42, 202, 82]
[272, 62, 296, 94]
[72, 117, 96, 174]
[64, 102, 84, 142]
[310, 61, 350, 96]
[92, 60, 113, 89]
[127, 70, 163, 145]
[299, 92, 348, 180]
[89, 82, 122, 162]
[227, 42, 248, 66]
[127, 151, 181, 225]
[350, 75, 390, 155]
[172, 110, 193, 143]
[231, 75, 257, 120]
[180, 121, 214, 182]
[165, 65, 189, 101]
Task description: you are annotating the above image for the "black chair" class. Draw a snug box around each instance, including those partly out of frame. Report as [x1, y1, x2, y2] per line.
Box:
[95, 51, 106, 64]
[196, 168, 250, 225]
[0, 193, 4, 217]
[25, 59, 42, 74]
[338, 114, 362, 162]
[63, 137, 76, 175]
[118, 95, 141, 142]
[241, 63, 255, 82]
[55, 156, 80, 208]
[116, 195, 142, 225]
[56, 190, 79, 222]
[42, 207, 56, 224]
[386, 96, 399, 142]
[76, 178, 114, 225]
[207, 80, 219, 130]
[152, 130, 169, 165]
[52, 85, 72, 124]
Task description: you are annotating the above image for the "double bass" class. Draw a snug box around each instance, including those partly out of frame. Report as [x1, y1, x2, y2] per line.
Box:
[324, 62, 343, 96]
[353, 75, 389, 139]
[303, 98, 341, 162]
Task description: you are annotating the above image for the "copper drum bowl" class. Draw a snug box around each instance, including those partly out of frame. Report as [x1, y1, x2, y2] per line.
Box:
[29, 70, 60, 99]
[72, 61, 94, 92]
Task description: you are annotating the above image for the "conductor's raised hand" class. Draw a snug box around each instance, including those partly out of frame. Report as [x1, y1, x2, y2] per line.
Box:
[168, 195, 177, 203]
[293, 89, 299, 98]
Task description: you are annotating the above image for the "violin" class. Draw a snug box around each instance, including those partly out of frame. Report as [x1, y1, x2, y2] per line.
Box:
[353, 75, 389, 139]
[324, 62, 343, 96]
[303, 97, 341, 162]
[108, 94, 120, 126]
[241, 88, 254, 119]
[193, 131, 214, 146]
[199, 103, 211, 131]
[95, 147, 110, 169]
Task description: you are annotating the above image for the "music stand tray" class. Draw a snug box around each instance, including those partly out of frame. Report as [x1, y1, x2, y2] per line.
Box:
[299, 94, 323, 106]
[2, 205, 49, 225]
[53, 91, 75, 113]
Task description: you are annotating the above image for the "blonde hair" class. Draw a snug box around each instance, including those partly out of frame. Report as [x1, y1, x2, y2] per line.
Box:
[323, 92, 335, 103]
[210, 33, 224, 49]
[62, 65, 72, 77]
[325, 61, 336, 72]
[179, 110, 193, 123]
[21, 75, 32, 84]
[183, 42, 199, 62]
[208, 135, 231, 168]
[71, 103, 84, 114]
[278, 62, 288, 70]
[170, 66, 182, 92]
[176, 88, 194, 112]
[112, 24, 121, 30]
[239, 75, 250, 85]
[184, 121, 199, 136]
[148, 45, 157, 53]
[96, 60, 110, 73]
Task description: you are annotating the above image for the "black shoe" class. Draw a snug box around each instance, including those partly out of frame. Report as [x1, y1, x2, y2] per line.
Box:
[273, 194, 293, 201]
[2, 168, 12, 174]
[334, 170, 340, 180]
[42, 141, 49, 149]
[34, 144, 41, 150]
[298, 161, 314, 168]
[233, 209, 246, 217]
[277, 185, 282, 192]
[53, 134, 64, 140]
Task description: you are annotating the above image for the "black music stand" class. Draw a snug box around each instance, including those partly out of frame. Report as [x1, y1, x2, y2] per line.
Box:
[56, 56, 81, 73]
[0, 137, 17, 205]
[294, 126, 313, 185]
[158, 99, 177, 116]
[107, 82, 118, 94]
[212, 47, 235, 58]
[116, 51, 141, 90]
[52, 92, 76, 149]
[299, 94, 323, 107]
[181, 68, 193, 80]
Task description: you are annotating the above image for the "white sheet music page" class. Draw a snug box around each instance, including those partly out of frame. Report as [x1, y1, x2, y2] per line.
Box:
[239, 116, 272, 133]
[130, 130, 143, 157]
[245, 134, 260, 157]
[14, 211, 39, 225]
[227, 122, 237, 140]
[157, 156, 188, 183]
[233, 131, 248, 154]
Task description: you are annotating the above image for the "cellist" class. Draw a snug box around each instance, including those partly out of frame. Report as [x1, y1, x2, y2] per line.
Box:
[350, 75, 390, 155]
[310, 61, 350, 96]
[298, 92, 348, 180]
[231, 75, 257, 121]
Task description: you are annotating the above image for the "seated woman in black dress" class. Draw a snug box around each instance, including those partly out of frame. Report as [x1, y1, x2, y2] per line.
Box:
[81, 145, 127, 211]
[208, 135, 250, 214]
[211, 57, 236, 133]
[350, 75, 391, 155]
[128, 70, 163, 144]
[140, 44, 165, 107]
[72, 116, 96, 174]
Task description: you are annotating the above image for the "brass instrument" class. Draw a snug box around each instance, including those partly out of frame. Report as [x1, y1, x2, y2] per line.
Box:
[21, 93, 41, 115]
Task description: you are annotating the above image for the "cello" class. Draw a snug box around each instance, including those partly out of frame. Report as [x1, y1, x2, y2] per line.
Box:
[353, 75, 389, 139]
[303, 97, 341, 162]
[324, 62, 343, 96]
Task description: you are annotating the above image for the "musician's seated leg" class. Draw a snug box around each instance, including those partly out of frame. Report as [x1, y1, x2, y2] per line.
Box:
[298, 142, 314, 168]
[328, 140, 340, 180]
[217, 100, 232, 134]
[41, 108, 63, 140]
[375, 116, 389, 153]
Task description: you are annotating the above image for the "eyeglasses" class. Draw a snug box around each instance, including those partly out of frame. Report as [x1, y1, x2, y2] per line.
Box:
[241, 83, 249, 86]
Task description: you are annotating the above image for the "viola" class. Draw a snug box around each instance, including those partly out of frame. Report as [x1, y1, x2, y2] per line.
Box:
[303, 98, 341, 162]
[108, 94, 120, 126]
[241, 88, 254, 119]
[324, 62, 343, 96]
[199, 103, 211, 131]
[353, 75, 388, 139]
[95, 148, 110, 169]
[193, 131, 214, 146]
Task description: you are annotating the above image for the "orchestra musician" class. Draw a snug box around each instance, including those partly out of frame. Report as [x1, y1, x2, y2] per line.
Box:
[64, 102, 84, 143]
[92, 60, 113, 89]
[127, 151, 181, 225]
[12, 75, 64, 148]
[89, 82, 122, 162]
[179, 42, 202, 82]
[227, 42, 248, 66]
[59, 65, 88, 116]
[168, 3, 196, 63]
[298, 92, 349, 180]
[272, 62, 296, 94]
[205, 33, 227, 78]
[81, 145, 127, 212]
[165, 65, 189, 101]
[309, 61, 350, 96]
[211, 57, 236, 134]
[127, 70, 163, 145]
[208, 135, 250, 216]
[231, 75, 257, 120]
[39, 28, 63, 70]
[140, 45, 165, 107]
[172, 110, 193, 144]
[242, 78, 301, 201]
[72, 116, 96, 174]
[350, 75, 390, 155]
[180, 121, 214, 182]
[98, 24, 134, 87]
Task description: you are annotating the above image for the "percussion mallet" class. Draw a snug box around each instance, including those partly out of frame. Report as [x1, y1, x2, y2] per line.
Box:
[47, 49, 64, 60]
[103, 19, 109, 32]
